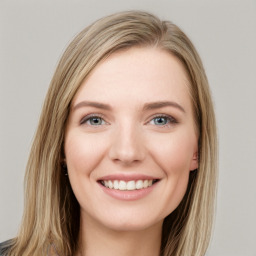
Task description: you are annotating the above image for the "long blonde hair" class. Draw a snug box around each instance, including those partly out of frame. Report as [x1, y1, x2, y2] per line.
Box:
[5, 11, 217, 256]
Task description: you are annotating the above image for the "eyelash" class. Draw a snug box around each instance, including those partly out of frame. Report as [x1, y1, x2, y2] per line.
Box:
[149, 114, 178, 127]
[80, 114, 106, 126]
[80, 114, 178, 127]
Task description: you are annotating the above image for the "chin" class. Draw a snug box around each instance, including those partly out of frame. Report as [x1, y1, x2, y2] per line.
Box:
[91, 208, 165, 233]
[103, 218, 162, 232]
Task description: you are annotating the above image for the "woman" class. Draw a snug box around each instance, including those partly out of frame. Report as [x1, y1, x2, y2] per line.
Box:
[0, 11, 217, 256]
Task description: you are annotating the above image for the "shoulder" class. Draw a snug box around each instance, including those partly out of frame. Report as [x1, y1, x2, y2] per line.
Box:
[0, 240, 13, 255]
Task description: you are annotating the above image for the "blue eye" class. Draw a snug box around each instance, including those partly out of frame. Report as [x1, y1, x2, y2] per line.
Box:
[150, 115, 176, 126]
[81, 116, 106, 126]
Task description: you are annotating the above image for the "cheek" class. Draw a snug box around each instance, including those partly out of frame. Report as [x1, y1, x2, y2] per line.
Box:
[64, 133, 107, 177]
[148, 132, 196, 175]
[147, 132, 196, 213]
[64, 133, 110, 210]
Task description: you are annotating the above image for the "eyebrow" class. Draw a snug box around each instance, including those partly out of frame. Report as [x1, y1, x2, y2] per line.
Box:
[72, 101, 112, 111]
[142, 101, 186, 113]
[72, 100, 185, 113]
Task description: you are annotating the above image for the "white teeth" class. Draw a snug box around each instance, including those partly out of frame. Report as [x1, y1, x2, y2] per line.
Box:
[113, 180, 119, 189]
[108, 180, 113, 189]
[119, 180, 127, 190]
[101, 179, 156, 191]
[127, 180, 136, 190]
[136, 180, 143, 189]
[143, 180, 149, 188]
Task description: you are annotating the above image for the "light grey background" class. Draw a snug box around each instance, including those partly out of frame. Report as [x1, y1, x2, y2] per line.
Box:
[0, 1, 255, 255]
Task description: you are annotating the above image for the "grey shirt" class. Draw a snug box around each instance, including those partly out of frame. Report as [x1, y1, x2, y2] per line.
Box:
[0, 240, 12, 256]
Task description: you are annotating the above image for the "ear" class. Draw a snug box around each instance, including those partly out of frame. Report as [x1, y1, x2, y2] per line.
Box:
[61, 158, 67, 169]
[189, 151, 198, 171]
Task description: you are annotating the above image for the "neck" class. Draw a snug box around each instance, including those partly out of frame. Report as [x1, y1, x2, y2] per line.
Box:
[77, 212, 163, 256]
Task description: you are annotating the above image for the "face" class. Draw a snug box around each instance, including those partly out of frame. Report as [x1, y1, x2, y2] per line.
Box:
[64, 47, 198, 232]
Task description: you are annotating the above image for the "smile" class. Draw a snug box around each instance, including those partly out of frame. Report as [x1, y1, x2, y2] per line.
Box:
[99, 179, 159, 191]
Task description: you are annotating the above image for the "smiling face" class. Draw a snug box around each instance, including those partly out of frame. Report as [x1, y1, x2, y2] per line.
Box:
[64, 47, 198, 232]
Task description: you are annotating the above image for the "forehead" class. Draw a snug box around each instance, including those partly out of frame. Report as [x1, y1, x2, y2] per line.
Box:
[73, 47, 191, 111]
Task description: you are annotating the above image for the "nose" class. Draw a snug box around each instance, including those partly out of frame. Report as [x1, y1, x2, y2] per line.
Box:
[108, 123, 146, 165]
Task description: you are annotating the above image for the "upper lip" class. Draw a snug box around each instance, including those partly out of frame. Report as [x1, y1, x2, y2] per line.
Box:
[98, 174, 160, 181]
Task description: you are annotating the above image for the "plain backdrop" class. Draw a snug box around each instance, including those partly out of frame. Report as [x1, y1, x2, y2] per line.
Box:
[0, 1, 256, 255]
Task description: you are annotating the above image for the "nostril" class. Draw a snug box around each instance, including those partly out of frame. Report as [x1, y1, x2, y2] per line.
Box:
[108, 131, 146, 164]
[109, 149, 145, 165]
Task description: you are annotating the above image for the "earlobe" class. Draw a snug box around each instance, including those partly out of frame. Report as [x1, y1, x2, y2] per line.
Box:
[61, 159, 68, 176]
[190, 151, 198, 171]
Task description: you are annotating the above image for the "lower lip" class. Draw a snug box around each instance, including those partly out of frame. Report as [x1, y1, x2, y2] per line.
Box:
[99, 183, 157, 201]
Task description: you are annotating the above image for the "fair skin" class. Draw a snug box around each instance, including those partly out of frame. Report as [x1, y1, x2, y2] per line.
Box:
[64, 47, 198, 256]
